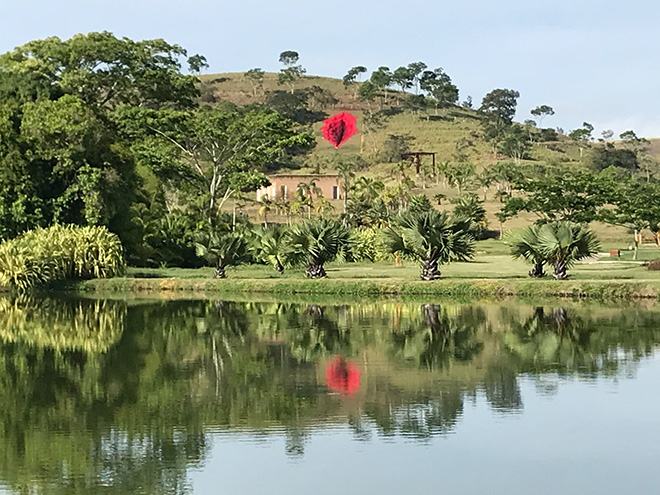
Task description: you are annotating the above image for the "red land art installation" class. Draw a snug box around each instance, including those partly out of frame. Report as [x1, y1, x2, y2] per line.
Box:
[326, 356, 361, 395]
[321, 112, 358, 148]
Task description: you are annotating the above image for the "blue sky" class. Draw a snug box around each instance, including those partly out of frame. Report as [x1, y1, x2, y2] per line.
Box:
[3, 0, 659, 136]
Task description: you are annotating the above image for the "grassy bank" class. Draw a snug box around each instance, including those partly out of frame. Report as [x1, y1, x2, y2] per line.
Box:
[64, 252, 660, 300]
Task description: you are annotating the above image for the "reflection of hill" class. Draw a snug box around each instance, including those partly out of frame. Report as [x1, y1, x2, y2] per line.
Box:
[0, 297, 660, 491]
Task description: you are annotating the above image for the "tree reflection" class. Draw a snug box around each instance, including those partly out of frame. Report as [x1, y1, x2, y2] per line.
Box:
[0, 296, 660, 491]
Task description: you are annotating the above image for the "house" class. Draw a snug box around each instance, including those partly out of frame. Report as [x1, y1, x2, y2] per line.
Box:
[256, 174, 343, 201]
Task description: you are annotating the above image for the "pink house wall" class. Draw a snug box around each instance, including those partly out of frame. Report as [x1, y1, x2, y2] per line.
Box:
[256, 175, 343, 201]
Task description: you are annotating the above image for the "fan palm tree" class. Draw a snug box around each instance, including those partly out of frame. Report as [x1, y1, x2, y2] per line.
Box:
[353, 176, 385, 203]
[253, 226, 291, 274]
[194, 231, 252, 278]
[536, 222, 600, 280]
[508, 225, 546, 278]
[384, 210, 475, 281]
[286, 219, 350, 278]
[257, 197, 273, 227]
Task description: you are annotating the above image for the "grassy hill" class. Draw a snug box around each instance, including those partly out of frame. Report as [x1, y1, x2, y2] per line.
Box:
[199, 72, 646, 244]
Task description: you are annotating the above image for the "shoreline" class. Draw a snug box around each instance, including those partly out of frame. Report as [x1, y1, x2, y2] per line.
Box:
[62, 277, 660, 300]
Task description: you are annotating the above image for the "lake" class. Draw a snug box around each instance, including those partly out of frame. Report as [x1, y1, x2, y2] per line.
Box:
[0, 295, 659, 494]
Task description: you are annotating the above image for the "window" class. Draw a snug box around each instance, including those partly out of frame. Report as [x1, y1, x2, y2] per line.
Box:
[280, 185, 287, 199]
[332, 186, 339, 200]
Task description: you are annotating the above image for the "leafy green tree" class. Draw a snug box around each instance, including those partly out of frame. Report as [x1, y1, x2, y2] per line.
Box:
[445, 161, 476, 195]
[245, 68, 265, 98]
[498, 124, 532, 164]
[392, 66, 414, 100]
[530, 105, 554, 127]
[369, 66, 393, 107]
[343, 66, 368, 98]
[380, 133, 415, 164]
[406, 61, 428, 94]
[353, 176, 385, 203]
[118, 106, 314, 224]
[384, 210, 474, 280]
[419, 68, 459, 113]
[265, 89, 326, 124]
[188, 54, 209, 75]
[535, 222, 600, 280]
[286, 219, 349, 278]
[278, 51, 306, 93]
[479, 89, 519, 154]
[588, 143, 638, 173]
[568, 122, 594, 157]
[503, 172, 614, 224]
[619, 130, 653, 181]
[408, 194, 433, 215]
[508, 225, 546, 278]
[358, 80, 379, 110]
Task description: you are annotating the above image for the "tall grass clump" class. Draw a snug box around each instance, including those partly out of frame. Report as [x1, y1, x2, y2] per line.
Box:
[0, 225, 125, 290]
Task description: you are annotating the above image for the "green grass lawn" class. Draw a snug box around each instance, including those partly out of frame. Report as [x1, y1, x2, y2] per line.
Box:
[126, 246, 660, 283]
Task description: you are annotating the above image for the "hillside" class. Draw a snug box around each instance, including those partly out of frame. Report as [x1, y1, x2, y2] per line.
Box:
[199, 72, 644, 244]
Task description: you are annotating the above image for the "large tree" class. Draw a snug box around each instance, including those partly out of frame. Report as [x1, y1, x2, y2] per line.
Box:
[0, 33, 203, 241]
[117, 105, 314, 224]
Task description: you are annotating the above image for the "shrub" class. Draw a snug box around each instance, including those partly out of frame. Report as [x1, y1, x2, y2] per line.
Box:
[0, 225, 125, 290]
[349, 228, 388, 262]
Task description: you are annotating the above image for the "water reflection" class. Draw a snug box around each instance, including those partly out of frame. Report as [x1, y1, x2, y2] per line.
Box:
[0, 297, 659, 493]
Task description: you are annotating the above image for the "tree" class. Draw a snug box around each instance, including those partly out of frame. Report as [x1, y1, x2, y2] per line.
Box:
[530, 105, 554, 127]
[194, 229, 251, 278]
[406, 61, 428, 94]
[278, 51, 306, 93]
[358, 81, 379, 111]
[380, 133, 415, 164]
[188, 54, 209, 75]
[419, 68, 459, 114]
[0, 33, 200, 243]
[119, 106, 314, 224]
[392, 66, 414, 101]
[588, 144, 638, 173]
[498, 124, 532, 164]
[508, 225, 546, 278]
[369, 66, 392, 107]
[479, 89, 520, 127]
[245, 68, 265, 98]
[503, 172, 614, 224]
[286, 219, 349, 278]
[384, 210, 475, 280]
[295, 179, 322, 219]
[352, 176, 385, 203]
[535, 222, 600, 280]
[479, 89, 520, 154]
[450, 193, 487, 239]
[568, 122, 594, 157]
[343, 66, 368, 99]
[253, 225, 291, 274]
[445, 161, 476, 195]
[336, 159, 356, 214]
[619, 130, 652, 181]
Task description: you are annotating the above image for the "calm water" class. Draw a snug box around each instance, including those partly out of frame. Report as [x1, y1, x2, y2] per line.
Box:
[0, 296, 659, 494]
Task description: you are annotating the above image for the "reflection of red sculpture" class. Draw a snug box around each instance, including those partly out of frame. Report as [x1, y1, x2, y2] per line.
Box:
[321, 112, 358, 148]
[326, 356, 361, 395]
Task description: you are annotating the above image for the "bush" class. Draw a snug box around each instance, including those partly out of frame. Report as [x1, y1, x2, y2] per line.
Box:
[0, 225, 125, 290]
[349, 228, 388, 262]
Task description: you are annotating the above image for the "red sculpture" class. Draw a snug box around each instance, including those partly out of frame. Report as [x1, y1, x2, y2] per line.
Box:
[321, 112, 358, 148]
[326, 356, 361, 395]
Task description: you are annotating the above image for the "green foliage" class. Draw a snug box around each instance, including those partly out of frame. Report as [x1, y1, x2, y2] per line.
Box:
[409, 194, 433, 215]
[348, 227, 388, 262]
[0, 225, 125, 290]
[194, 228, 252, 278]
[451, 193, 488, 239]
[286, 219, 350, 278]
[535, 222, 600, 280]
[507, 225, 546, 277]
[384, 210, 475, 280]
[252, 226, 292, 273]
[380, 134, 415, 163]
[588, 143, 638, 173]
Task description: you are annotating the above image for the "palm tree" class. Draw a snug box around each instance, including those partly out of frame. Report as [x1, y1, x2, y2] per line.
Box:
[253, 226, 291, 274]
[336, 161, 356, 214]
[295, 179, 322, 219]
[257, 197, 273, 227]
[353, 176, 385, 203]
[384, 210, 475, 281]
[536, 222, 600, 280]
[508, 225, 546, 278]
[286, 219, 350, 278]
[194, 231, 251, 278]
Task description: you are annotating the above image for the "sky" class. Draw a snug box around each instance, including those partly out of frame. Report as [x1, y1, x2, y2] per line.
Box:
[2, 0, 660, 137]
